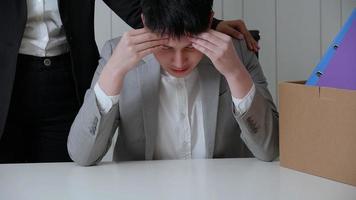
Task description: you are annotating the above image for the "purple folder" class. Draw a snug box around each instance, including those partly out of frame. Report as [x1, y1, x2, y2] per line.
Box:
[306, 9, 356, 90]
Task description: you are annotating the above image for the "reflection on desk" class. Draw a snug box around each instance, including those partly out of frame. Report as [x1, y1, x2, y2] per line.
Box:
[0, 158, 355, 200]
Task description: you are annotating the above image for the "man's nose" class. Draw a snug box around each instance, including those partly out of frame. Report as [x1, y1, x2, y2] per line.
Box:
[172, 52, 187, 68]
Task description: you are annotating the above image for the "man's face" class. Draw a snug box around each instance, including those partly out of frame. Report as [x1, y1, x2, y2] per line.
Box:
[153, 36, 204, 78]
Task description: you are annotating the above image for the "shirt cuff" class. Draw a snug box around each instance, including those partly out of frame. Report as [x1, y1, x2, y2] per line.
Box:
[232, 84, 256, 116]
[94, 83, 120, 114]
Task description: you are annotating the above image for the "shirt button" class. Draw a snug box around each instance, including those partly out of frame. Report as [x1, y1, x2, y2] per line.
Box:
[44, 58, 51, 66]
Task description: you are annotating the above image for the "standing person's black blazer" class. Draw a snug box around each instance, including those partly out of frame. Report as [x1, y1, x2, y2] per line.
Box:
[0, 0, 224, 141]
[0, 0, 143, 139]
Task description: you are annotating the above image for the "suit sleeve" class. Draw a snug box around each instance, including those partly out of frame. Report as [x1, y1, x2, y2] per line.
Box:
[232, 39, 279, 162]
[67, 40, 120, 166]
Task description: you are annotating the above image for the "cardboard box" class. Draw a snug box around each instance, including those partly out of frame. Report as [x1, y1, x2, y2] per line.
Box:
[279, 81, 356, 186]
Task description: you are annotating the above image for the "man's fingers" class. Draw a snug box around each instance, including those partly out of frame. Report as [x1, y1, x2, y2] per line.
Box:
[196, 31, 225, 46]
[246, 38, 254, 51]
[209, 29, 231, 42]
[254, 41, 261, 50]
[223, 26, 244, 40]
[127, 28, 168, 45]
[228, 20, 245, 31]
[222, 20, 261, 52]
[190, 37, 218, 54]
[246, 36, 260, 52]
[132, 32, 167, 45]
[252, 41, 260, 53]
[128, 28, 150, 36]
[138, 45, 163, 58]
[192, 42, 214, 59]
[135, 39, 168, 52]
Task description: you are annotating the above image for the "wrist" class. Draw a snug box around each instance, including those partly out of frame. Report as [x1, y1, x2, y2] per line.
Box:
[224, 69, 241, 84]
[105, 57, 130, 76]
[224, 68, 253, 99]
[222, 63, 244, 80]
[98, 63, 127, 96]
[224, 67, 250, 84]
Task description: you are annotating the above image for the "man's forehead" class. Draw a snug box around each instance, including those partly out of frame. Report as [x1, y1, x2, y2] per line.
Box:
[163, 36, 192, 47]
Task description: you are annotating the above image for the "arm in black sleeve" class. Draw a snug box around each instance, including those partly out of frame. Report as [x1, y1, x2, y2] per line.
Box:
[104, 0, 143, 29]
[211, 18, 222, 30]
[103, 0, 221, 30]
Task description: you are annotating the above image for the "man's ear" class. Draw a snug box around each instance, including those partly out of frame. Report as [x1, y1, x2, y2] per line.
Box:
[208, 11, 215, 28]
[141, 14, 145, 27]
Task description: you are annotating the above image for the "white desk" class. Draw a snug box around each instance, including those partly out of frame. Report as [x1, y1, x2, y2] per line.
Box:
[0, 158, 355, 200]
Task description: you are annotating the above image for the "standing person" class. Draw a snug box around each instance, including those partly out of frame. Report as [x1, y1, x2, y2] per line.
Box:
[0, 0, 259, 163]
[68, 0, 278, 166]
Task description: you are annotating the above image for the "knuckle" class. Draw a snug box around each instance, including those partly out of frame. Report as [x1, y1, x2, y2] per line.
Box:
[216, 49, 225, 57]
[144, 35, 151, 41]
[149, 34, 156, 40]
[123, 32, 130, 38]
[222, 44, 229, 51]
[211, 56, 218, 62]
[237, 19, 245, 26]
[131, 53, 139, 60]
[127, 46, 134, 53]
[126, 38, 132, 45]
[199, 47, 206, 53]
[133, 54, 139, 59]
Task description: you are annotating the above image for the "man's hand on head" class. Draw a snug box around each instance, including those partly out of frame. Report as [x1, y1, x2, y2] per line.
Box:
[189, 30, 253, 98]
[107, 28, 168, 74]
[189, 30, 244, 77]
[216, 20, 260, 53]
[98, 28, 168, 96]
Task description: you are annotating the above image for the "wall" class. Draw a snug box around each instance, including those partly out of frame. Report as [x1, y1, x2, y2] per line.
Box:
[95, 0, 356, 102]
[95, 0, 356, 161]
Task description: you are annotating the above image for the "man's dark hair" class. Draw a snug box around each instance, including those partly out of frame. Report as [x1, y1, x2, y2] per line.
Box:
[141, 0, 214, 38]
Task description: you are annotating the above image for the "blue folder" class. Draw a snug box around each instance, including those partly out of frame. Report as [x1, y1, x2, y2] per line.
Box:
[306, 8, 356, 90]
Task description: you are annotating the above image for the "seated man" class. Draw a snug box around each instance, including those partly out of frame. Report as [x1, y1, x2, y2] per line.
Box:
[68, 0, 279, 166]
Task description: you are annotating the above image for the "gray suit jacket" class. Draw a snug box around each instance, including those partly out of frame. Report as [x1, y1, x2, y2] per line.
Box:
[68, 37, 279, 166]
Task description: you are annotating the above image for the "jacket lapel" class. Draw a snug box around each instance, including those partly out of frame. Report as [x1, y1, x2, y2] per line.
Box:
[197, 58, 221, 158]
[139, 55, 160, 160]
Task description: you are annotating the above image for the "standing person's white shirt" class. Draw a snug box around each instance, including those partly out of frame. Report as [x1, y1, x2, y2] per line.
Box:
[20, 0, 68, 57]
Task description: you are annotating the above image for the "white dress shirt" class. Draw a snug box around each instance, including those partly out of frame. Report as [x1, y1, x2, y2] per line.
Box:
[19, 0, 69, 57]
[155, 69, 206, 159]
[94, 69, 256, 160]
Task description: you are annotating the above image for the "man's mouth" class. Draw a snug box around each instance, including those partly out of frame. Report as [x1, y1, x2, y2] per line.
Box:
[170, 67, 189, 74]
